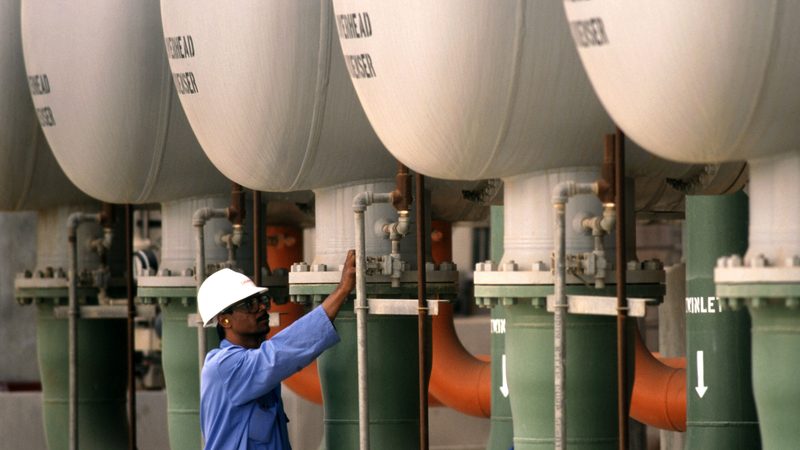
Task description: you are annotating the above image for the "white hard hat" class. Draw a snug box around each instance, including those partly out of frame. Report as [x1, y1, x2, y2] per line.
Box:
[198, 268, 268, 327]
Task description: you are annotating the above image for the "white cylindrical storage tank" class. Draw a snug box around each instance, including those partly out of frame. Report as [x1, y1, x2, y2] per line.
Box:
[159, 2, 460, 448]
[329, 1, 747, 449]
[160, 0, 396, 192]
[21, 0, 230, 204]
[1, 0, 88, 210]
[20, 2, 238, 449]
[562, 0, 800, 264]
[331, 0, 745, 266]
[563, 1, 800, 165]
[562, 2, 800, 448]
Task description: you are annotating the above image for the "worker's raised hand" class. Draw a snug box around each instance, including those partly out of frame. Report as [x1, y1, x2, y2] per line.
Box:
[322, 250, 356, 321]
[338, 249, 356, 294]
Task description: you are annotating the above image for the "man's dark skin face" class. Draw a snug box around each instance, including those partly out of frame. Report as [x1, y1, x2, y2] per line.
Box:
[217, 295, 270, 349]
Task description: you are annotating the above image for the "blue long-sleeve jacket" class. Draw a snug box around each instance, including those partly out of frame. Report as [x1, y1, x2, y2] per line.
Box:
[200, 306, 340, 449]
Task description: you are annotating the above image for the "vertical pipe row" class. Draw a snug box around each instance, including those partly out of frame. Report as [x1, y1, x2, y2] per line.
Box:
[353, 207, 370, 450]
[67, 211, 101, 450]
[686, 193, 758, 448]
[415, 173, 429, 450]
[68, 225, 79, 450]
[194, 222, 207, 372]
[614, 129, 628, 450]
[553, 201, 566, 450]
[126, 204, 137, 450]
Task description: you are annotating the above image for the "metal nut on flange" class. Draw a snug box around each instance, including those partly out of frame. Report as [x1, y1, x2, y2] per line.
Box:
[728, 255, 743, 268]
[531, 261, 547, 271]
[475, 260, 494, 272]
[183, 268, 194, 277]
[311, 264, 327, 272]
[716, 257, 728, 268]
[749, 254, 768, 268]
[642, 259, 664, 270]
[502, 260, 518, 272]
[750, 297, 765, 309]
[159, 268, 172, 276]
[626, 260, 640, 271]
[425, 262, 436, 272]
[501, 297, 515, 306]
[786, 256, 800, 267]
[728, 298, 743, 311]
[439, 261, 456, 272]
[291, 262, 309, 273]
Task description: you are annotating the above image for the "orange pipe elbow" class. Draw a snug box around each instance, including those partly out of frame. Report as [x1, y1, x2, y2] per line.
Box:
[269, 301, 443, 406]
[630, 328, 686, 431]
[429, 302, 492, 417]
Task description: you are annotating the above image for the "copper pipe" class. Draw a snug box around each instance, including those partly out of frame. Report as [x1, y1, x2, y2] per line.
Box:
[429, 302, 491, 417]
[654, 354, 686, 369]
[630, 328, 686, 431]
[228, 182, 246, 225]
[125, 204, 137, 450]
[599, 135, 616, 204]
[100, 202, 115, 228]
[415, 172, 429, 450]
[392, 162, 412, 212]
[253, 190, 262, 284]
[615, 128, 629, 450]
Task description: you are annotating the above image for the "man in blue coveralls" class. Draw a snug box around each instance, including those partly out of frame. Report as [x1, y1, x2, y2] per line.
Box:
[197, 250, 356, 449]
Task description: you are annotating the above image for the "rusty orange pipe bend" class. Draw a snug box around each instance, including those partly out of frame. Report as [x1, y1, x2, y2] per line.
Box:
[268, 301, 444, 406]
[653, 352, 687, 369]
[630, 328, 686, 431]
[429, 302, 492, 417]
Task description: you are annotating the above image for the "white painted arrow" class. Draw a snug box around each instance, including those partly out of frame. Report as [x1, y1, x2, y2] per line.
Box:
[695, 350, 708, 398]
[499, 354, 510, 398]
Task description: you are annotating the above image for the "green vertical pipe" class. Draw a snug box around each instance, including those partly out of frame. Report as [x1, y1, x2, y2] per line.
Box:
[487, 205, 514, 450]
[36, 302, 128, 450]
[161, 299, 219, 450]
[505, 304, 617, 449]
[748, 302, 799, 449]
[318, 300, 420, 450]
[686, 193, 759, 448]
[487, 307, 513, 450]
